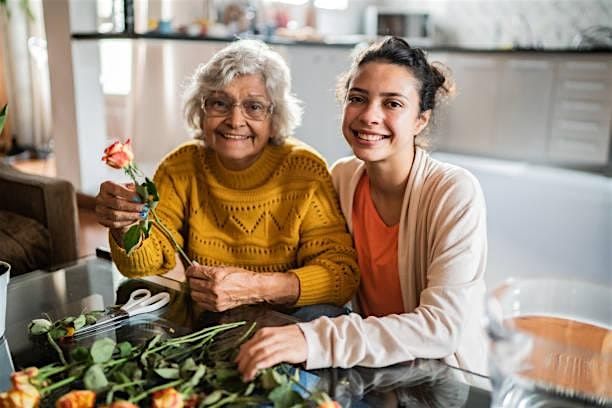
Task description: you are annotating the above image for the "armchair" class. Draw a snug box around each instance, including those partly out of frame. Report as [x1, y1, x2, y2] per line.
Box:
[0, 163, 79, 275]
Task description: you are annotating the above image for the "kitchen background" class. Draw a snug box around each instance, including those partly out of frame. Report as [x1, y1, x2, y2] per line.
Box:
[0, 0, 610, 289]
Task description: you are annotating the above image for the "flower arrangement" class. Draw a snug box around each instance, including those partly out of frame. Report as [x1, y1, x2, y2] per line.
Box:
[5, 319, 339, 407]
[101, 140, 191, 265]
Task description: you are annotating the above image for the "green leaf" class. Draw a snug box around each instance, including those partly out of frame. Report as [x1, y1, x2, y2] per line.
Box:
[291, 368, 300, 384]
[73, 314, 87, 330]
[84, 364, 108, 391]
[48, 325, 67, 340]
[28, 318, 52, 335]
[260, 369, 280, 390]
[0, 104, 7, 134]
[70, 346, 90, 363]
[144, 177, 159, 205]
[244, 382, 255, 396]
[123, 224, 142, 255]
[90, 337, 116, 363]
[117, 341, 133, 358]
[146, 334, 162, 350]
[68, 365, 86, 378]
[180, 358, 197, 373]
[139, 219, 151, 238]
[154, 367, 180, 379]
[214, 367, 239, 382]
[136, 183, 148, 203]
[272, 368, 289, 385]
[268, 383, 303, 408]
[201, 390, 223, 406]
[122, 362, 142, 381]
[62, 316, 75, 325]
[184, 365, 206, 388]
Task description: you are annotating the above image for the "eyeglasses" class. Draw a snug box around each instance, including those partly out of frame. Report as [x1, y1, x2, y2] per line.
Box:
[201, 96, 274, 121]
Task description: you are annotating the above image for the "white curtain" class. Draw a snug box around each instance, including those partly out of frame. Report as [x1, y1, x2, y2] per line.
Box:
[0, 0, 52, 153]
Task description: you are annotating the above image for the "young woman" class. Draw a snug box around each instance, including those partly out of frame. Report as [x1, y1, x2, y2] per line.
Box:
[95, 40, 359, 312]
[236, 37, 488, 378]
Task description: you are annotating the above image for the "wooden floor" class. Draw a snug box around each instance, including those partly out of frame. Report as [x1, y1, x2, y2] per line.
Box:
[10, 156, 108, 258]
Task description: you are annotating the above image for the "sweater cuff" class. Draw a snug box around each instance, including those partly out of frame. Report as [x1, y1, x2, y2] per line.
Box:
[292, 265, 335, 306]
[297, 319, 334, 370]
[109, 230, 165, 277]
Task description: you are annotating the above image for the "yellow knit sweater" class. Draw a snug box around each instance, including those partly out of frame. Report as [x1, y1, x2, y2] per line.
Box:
[110, 139, 359, 306]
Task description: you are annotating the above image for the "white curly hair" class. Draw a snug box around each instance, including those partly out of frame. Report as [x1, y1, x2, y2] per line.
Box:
[183, 39, 303, 145]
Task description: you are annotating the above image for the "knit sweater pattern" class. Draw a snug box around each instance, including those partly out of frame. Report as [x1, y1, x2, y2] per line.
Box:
[110, 139, 359, 306]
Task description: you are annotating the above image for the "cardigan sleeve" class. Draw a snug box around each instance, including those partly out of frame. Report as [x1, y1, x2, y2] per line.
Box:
[110, 163, 188, 277]
[290, 161, 360, 307]
[297, 168, 487, 369]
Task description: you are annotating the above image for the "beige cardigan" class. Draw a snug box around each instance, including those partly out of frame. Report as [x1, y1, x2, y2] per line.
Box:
[297, 148, 488, 375]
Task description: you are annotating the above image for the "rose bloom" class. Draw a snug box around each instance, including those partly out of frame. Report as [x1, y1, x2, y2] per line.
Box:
[0, 368, 41, 408]
[102, 139, 134, 169]
[151, 387, 183, 408]
[107, 402, 138, 408]
[55, 390, 96, 408]
[0, 384, 39, 408]
[318, 400, 342, 408]
[182, 395, 200, 408]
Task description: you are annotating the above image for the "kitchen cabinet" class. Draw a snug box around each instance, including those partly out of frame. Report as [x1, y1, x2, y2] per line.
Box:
[434, 53, 612, 168]
[547, 59, 612, 165]
[434, 55, 501, 155]
[495, 59, 554, 161]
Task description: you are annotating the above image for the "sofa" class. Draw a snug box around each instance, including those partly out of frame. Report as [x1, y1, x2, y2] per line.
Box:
[0, 163, 79, 276]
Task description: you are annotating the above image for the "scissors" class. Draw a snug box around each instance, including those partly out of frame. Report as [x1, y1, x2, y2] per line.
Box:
[75, 289, 170, 336]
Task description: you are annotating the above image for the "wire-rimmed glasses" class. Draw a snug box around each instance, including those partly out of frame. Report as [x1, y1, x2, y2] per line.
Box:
[201, 96, 274, 121]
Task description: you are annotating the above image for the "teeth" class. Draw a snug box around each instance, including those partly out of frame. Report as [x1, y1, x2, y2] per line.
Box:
[222, 133, 250, 140]
[356, 132, 385, 141]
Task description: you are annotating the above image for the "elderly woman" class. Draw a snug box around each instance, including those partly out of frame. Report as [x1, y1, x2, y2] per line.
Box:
[95, 40, 359, 312]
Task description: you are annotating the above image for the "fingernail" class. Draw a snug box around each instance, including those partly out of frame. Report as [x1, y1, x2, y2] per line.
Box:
[139, 209, 149, 219]
[131, 196, 142, 203]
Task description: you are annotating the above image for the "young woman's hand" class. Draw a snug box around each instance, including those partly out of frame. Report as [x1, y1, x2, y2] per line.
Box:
[95, 181, 146, 245]
[235, 325, 308, 381]
[186, 265, 300, 311]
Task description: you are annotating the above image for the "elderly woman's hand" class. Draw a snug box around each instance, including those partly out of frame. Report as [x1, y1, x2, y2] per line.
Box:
[186, 265, 260, 311]
[95, 181, 147, 245]
[186, 264, 300, 311]
[235, 325, 308, 381]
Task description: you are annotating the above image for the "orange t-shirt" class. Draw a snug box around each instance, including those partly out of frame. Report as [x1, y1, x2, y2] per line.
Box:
[352, 173, 404, 317]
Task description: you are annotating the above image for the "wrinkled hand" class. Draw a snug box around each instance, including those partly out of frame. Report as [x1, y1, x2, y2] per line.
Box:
[95, 181, 146, 243]
[186, 264, 262, 312]
[235, 325, 308, 381]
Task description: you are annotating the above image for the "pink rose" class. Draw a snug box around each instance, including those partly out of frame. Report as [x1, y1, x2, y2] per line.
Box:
[102, 139, 134, 169]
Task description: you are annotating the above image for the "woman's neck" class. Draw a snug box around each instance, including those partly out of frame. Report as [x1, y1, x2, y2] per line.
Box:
[364, 147, 415, 226]
[365, 147, 415, 199]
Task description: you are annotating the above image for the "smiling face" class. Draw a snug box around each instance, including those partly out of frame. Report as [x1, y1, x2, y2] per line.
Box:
[202, 74, 273, 171]
[341, 62, 431, 166]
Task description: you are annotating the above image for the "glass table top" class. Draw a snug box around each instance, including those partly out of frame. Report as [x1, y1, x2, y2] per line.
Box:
[2, 256, 492, 407]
